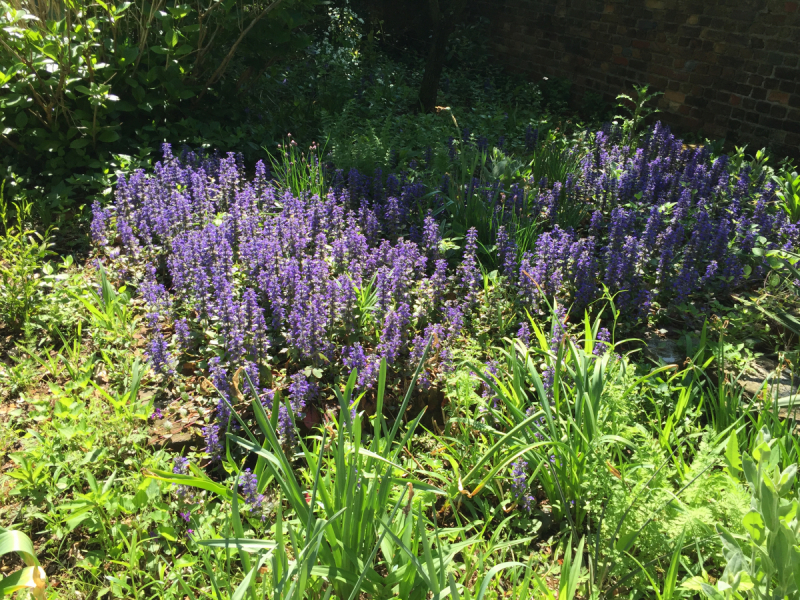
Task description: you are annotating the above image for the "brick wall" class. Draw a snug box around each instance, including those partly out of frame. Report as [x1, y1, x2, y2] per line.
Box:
[473, 0, 800, 158]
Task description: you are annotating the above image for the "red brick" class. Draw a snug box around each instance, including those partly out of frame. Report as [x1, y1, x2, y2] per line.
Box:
[469, 0, 800, 160]
[770, 104, 788, 118]
[768, 90, 790, 104]
[665, 90, 686, 103]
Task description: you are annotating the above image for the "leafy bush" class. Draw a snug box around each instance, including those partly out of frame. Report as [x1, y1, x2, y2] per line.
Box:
[462, 302, 760, 596]
[700, 428, 800, 599]
[154, 346, 485, 599]
[0, 184, 82, 338]
[0, 0, 315, 212]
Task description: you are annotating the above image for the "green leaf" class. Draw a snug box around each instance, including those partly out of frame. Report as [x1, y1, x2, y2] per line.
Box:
[230, 553, 272, 600]
[561, 536, 584, 600]
[0, 530, 40, 566]
[777, 464, 797, 496]
[772, 527, 794, 585]
[742, 510, 765, 546]
[166, 6, 191, 19]
[475, 562, 528, 600]
[792, 545, 800, 592]
[98, 130, 120, 143]
[4, 93, 26, 108]
[61, 501, 93, 530]
[663, 531, 685, 600]
[715, 524, 742, 558]
[116, 45, 139, 64]
[0, 565, 47, 598]
[760, 480, 780, 531]
[197, 539, 277, 553]
[699, 582, 725, 600]
[146, 469, 234, 501]
[157, 525, 178, 541]
[724, 431, 742, 477]
[14, 111, 28, 128]
[767, 255, 784, 270]
[742, 453, 757, 488]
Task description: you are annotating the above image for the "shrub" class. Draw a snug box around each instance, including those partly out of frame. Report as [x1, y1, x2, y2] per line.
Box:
[0, 0, 315, 210]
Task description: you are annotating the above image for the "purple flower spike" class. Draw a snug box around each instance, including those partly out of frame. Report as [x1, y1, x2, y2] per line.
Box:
[593, 328, 611, 356]
[510, 459, 534, 513]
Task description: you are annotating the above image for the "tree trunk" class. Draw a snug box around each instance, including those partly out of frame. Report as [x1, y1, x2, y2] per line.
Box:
[417, 0, 465, 113]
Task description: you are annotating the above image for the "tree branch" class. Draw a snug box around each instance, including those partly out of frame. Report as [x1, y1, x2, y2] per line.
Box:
[197, 0, 287, 99]
[0, 132, 27, 155]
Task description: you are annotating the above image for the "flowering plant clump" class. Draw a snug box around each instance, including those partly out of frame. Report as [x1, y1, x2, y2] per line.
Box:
[92, 121, 799, 463]
[512, 123, 798, 317]
[93, 145, 476, 455]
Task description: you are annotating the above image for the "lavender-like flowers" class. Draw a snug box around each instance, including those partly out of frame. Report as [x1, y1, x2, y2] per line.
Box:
[510, 459, 534, 513]
[92, 124, 798, 460]
[593, 327, 611, 356]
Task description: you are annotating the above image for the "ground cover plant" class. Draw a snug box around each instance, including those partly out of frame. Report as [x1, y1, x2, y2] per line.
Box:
[2, 7, 800, 598]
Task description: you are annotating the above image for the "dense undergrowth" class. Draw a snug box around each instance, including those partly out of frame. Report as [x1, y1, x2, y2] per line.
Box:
[2, 115, 799, 597]
[2, 3, 800, 599]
